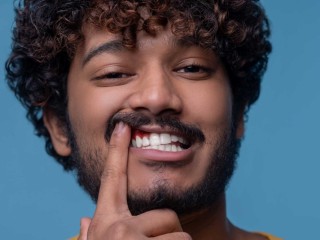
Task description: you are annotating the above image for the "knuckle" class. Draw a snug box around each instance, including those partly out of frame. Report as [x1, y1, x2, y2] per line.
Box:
[88, 220, 134, 240]
[86, 219, 99, 238]
[100, 166, 125, 183]
[100, 167, 116, 181]
[108, 221, 131, 239]
[107, 143, 122, 157]
[108, 143, 118, 151]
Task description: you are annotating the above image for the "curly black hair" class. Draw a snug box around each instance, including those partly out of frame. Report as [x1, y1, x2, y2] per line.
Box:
[5, 0, 272, 171]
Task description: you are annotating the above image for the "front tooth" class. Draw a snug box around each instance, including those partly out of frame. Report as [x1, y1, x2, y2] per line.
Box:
[143, 146, 153, 149]
[165, 144, 172, 151]
[150, 133, 160, 146]
[160, 133, 171, 144]
[159, 145, 165, 151]
[178, 136, 187, 144]
[171, 135, 178, 142]
[136, 136, 142, 148]
[142, 136, 150, 146]
[171, 145, 177, 152]
[151, 145, 159, 150]
[132, 139, 137, 147]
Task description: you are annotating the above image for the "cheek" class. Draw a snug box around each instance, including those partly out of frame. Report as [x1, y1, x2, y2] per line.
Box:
[67, 82, 127, 142]
[181, 80, 233, 127]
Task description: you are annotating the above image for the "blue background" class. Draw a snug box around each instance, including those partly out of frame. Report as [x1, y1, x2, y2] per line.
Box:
[1, 1, 319, 239]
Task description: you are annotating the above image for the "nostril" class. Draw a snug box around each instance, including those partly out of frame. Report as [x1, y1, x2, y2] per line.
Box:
[126, 79, 182, 116]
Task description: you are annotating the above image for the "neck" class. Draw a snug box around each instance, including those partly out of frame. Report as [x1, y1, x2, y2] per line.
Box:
[179, 194, 235, 240]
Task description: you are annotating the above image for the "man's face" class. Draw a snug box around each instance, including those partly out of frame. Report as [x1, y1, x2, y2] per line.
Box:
[62, 24, 243, 215]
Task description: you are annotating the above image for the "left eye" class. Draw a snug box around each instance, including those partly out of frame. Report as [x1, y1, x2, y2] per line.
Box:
[174, 63, 214, 80]
[176, 65, 211, 74]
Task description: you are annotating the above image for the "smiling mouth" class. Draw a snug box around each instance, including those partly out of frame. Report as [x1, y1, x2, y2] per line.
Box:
[131, 129, 192, 152]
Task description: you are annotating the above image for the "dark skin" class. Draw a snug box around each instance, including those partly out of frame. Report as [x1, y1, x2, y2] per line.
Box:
[77, 123, 267, 240]
[44, 25, 268, 240]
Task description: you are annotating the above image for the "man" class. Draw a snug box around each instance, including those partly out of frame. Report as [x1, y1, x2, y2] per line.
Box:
[6, 0, 279, 239]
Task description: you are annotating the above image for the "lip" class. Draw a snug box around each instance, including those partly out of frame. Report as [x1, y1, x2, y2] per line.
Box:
[129, 145, 194, 163]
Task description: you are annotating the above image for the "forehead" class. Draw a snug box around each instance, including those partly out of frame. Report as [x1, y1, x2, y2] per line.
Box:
[76, 23, 215, 65]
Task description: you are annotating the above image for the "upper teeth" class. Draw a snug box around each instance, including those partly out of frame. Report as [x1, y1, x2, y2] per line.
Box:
[131, 133, 188, 152]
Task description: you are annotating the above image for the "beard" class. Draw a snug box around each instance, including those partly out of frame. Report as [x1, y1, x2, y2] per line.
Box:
[67, 112, 241, 216]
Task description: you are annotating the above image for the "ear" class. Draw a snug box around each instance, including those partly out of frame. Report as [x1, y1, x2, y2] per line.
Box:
[43, 109, 71, 156]
[235, 107, 246, 139]
[236, 116, 245, 139]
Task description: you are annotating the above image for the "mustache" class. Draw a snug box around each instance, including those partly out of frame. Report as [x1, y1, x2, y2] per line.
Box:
[105, 112, 205, 143]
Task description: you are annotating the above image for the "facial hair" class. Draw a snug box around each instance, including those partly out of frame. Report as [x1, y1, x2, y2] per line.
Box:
[67, 112, 241, 216]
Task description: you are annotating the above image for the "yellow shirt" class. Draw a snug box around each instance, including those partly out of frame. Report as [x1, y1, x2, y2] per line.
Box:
[70, 232, 282, 240]
[259, 232, 283, 240]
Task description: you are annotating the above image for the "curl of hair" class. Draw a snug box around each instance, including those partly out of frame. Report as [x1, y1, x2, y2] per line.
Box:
[6, 0, 271, 170]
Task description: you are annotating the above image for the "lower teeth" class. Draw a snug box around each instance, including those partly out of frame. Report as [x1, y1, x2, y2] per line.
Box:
[140, 144, 183, 152]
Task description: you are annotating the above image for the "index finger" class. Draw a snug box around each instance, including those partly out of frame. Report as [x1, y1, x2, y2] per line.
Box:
[95, 122, 131, 215]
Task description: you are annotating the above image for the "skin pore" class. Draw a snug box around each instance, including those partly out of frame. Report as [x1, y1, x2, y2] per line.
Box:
[44, 24, 267, 239]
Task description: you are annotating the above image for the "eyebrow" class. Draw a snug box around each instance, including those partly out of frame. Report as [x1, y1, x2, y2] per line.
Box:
[82, 37, 209, 66]
[82, 39, 125, 66]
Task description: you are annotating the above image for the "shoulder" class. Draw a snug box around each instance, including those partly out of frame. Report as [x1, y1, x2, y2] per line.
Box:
[231, 226, 282, 240]
[258, 232, 283, 240]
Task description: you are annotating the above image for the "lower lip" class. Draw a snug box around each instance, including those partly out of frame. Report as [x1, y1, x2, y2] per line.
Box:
[129, 147, 194, 162]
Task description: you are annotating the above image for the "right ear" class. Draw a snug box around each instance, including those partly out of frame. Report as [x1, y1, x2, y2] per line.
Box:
[43, 109, 71, 157]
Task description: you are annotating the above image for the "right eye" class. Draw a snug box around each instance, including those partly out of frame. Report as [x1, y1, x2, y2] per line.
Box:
[93, 72, 133, 80]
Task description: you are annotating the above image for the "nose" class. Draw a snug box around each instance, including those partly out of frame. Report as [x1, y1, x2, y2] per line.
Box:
[127, 67, 182, 116]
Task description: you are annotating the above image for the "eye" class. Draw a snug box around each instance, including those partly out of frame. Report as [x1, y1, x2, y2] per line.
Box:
[91, 67, 135, 87]
[174, 63, 213, 80]
[93, 72, 133, 80]
[176, 65, 209, 73]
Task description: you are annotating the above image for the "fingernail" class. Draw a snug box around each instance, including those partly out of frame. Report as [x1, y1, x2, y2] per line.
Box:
[114, 122, 125, 133]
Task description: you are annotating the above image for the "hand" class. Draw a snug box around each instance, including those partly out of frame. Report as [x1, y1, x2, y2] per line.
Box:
[78, 122, 192, 240]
